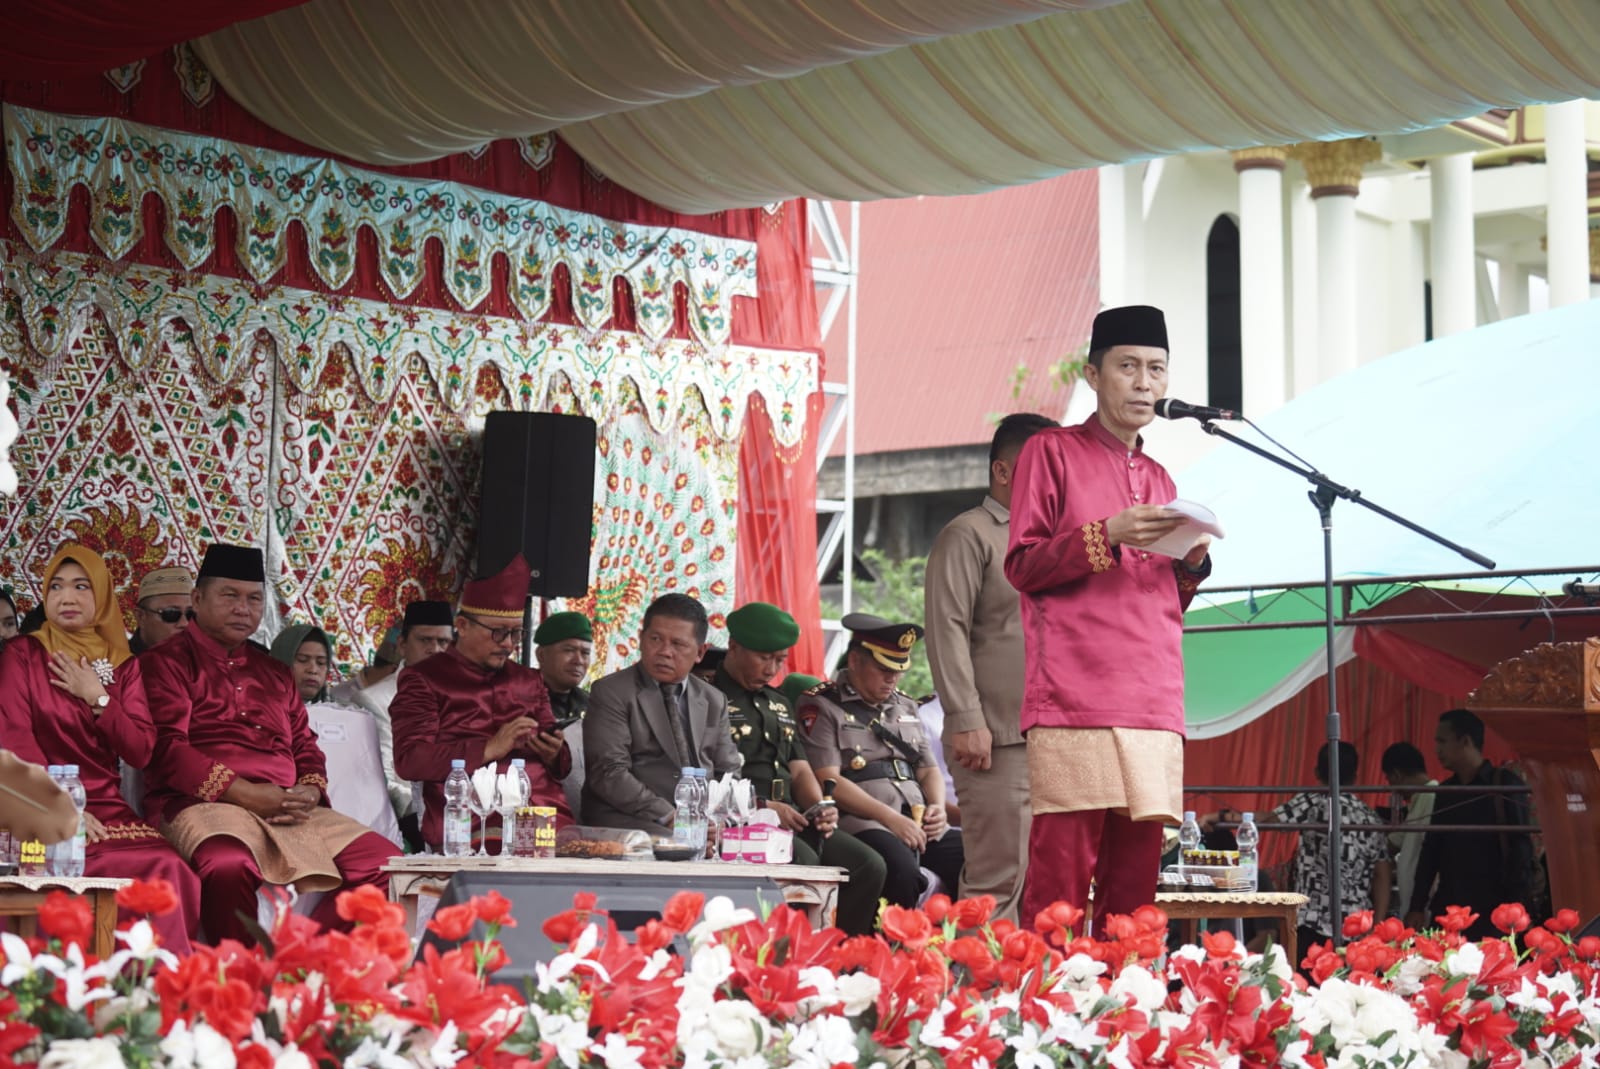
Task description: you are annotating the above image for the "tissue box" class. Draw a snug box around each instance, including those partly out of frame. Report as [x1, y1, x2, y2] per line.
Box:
[719, 824, 794, 864]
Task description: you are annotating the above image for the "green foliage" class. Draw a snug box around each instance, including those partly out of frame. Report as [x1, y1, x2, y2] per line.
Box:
[824, 548, 934, 701]
[986, 343, 1088, 424]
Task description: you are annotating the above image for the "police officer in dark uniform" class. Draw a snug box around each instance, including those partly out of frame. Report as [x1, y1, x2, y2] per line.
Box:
[797, 613, 964, 908]
[534, 611, 593, 817]
[713, 603, 886, 935]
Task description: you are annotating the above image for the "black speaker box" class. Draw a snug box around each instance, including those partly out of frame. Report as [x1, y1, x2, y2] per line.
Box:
[476, 412, 597, 597]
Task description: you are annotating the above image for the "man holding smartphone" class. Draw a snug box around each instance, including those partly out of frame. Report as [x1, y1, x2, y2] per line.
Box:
[391, 555, 574, 851]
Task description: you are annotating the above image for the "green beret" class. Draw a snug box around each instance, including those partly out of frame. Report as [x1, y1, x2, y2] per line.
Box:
[779, 673, 822, 707]
[534, 611, 593, 646]
[726, 602, 800, 653]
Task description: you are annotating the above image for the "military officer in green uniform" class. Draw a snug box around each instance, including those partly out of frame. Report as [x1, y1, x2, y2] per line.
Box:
[534, 611, 593, 817]
[796, 613, 964, 908]
[714, 603, 887, 935]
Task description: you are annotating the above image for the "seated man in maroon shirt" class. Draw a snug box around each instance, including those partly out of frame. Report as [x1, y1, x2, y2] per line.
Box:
[142, 543, 395, 946]
[390, 554, 572, 851]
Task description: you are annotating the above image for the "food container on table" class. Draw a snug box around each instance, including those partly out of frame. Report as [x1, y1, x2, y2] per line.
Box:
[555, 824, 651, 862]
[651, 839, 699, 862]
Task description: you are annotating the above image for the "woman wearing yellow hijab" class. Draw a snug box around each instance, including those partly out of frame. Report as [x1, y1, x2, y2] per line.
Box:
[0, 543, 199, 952]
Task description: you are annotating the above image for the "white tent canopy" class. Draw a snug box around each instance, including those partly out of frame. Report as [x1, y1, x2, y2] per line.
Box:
[191, 0, 1600, 211]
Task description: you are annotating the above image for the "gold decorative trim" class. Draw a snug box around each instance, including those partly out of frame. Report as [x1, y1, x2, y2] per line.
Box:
[1174, 561, 1205, 596]
[1230, 146, 1289, 173]
[1082, 521, 1115, 574]
[297, 773, 330, 793]
[100, 821, 162, 841]
[198, 762, 234, 802]
[1290, 138, 1382, 197]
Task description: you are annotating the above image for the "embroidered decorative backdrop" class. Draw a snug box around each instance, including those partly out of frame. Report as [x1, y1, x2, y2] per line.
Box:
[1, 247, 788, 672]
[5, 104, 758, 348]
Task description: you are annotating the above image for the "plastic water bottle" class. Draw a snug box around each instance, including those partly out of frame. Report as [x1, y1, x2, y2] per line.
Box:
[502, 759, 533, 857]
[44, 766, 66, 876]
[673, 768, 699, 846]
[691, 768, 711, 854]
[443, 760, 473, 858]
[1178, 810, 1201, 874]
[1236, 811, 1260, 892]
[62, 766, 87, 878]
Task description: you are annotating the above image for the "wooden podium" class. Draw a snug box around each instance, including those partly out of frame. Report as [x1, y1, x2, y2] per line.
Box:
[1468, 637, 1600, 921]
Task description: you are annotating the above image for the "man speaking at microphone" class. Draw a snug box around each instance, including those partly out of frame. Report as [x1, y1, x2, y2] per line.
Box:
[1005, 304, 1213, 928]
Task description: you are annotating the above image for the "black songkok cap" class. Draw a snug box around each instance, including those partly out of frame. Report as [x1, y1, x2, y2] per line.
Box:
[1089, 305, 1169, 353]
[403, 600, 454, 630]
[197, 543, 265, 583]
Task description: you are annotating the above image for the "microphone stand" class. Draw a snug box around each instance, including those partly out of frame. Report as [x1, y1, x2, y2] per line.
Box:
[1197, 419, 1492, 944]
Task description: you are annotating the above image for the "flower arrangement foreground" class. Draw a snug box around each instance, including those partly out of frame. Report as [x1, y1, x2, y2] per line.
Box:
[2, 881, 1598, 1069]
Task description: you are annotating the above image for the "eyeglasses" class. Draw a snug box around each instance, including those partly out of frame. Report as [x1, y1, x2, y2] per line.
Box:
[461, 615, 525, 645]
[144, 607, 196, 624]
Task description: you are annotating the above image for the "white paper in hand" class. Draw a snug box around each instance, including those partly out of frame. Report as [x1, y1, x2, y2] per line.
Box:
[1146, 499, 1225, 559]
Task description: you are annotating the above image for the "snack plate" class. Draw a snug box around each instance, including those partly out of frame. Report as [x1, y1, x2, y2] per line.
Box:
[1173, 864, 1254, 892]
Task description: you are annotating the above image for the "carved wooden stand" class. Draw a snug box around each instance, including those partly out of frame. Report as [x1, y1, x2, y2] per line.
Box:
[1469, 637, 1600, 920]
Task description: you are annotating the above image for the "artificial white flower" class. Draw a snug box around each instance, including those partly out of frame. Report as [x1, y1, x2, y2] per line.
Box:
[1052, 952, 1109, 994]
[274, 1047, 314, 1069]
[38, 1037, 127, 1069]
[1007, 1020, 1057, 1069]
[688, 896, 757, 944]
[91, 920, 179, 981]
[706, 999, 769, 1059]
[796, 965, 839, 1015]
[787, 1015, 861, 1068]
[1444, 942, 1484, 979]
[680, 942, 734, 993]
[1388, 953, 1436, 997]
[594, 1032, 648, 1069]
[1108, 964, 1167, 1013]
[161, 1021, 236, 1069]
[531, 1006, 593, 1069]
[424, 1022, 465, 1069]
[537, 923, 608, 989]
[1508, 977, 1556, 1016]
[917, 999, 960, 1052]
[638, 947, 673, 983]
[342, 1030, 410, 1069]
[834, 971, 881, 1016]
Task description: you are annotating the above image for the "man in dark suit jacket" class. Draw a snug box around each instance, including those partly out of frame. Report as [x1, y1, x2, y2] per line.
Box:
[582, 594, 741, 832]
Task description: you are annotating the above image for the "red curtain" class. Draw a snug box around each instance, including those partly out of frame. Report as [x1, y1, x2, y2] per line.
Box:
[0, 3, 305, 80]
[1182, 656, 1518, 871]
[2, 49, 827, 647]
[1353, 626, 1491, 698]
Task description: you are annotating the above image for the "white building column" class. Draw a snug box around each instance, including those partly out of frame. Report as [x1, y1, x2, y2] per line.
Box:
[1292, 138, 1381, 383]
[1544, 100, 1589, 307]
[1428, 153, 1476, 337]
[1231, 147, 1288, 417]
[1498, 259, 1530, 319]
[1098, 163, 1146, 307]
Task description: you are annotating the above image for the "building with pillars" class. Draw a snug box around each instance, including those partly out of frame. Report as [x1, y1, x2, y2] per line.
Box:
[820, 102, 1599, 570]
[1097, 101, 1600, 470]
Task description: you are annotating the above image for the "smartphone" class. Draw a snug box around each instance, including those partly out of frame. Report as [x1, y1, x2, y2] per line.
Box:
[548, 714, 583, 733]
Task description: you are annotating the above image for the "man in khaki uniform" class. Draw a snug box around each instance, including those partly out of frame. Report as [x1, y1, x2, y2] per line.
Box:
[797, 614, 963, 907]
[924, 413, 1055, 922]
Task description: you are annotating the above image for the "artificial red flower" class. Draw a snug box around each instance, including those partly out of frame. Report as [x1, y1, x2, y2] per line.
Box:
[1577, 936, 1600, 960]
[1200, 928, 1237, 960]
[235, 1043, 275, 1069]
[950, 895, 995, 930]
[115, 878, 179, 917]
[661, 891, 704, 933]
[429, 902, 478, 942]
[922, 894, 952, 923]
[880, 905, 936, 950]
[1546, 908, 1582, 934]
[1342, 910, 1374, 938]
[1491, 902, 1531, 934]
[1437, 905, 1479, 933]
[37, 891, 93, 949]
[1302, 941, 1341, 984]
[337, 884, 407, 928]
[472, 890, 518, 929]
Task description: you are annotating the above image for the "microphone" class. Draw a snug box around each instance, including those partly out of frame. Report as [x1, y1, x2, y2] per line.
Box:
[1154, 398, 1240, 422]
[1562, 580, 1600, 598]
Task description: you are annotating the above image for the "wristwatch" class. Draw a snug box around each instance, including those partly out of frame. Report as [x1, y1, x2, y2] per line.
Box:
[94, 694, 111, 709]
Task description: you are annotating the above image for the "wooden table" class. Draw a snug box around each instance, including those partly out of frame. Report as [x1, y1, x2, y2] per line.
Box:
[0, 875, 131, 958]
[1156, 891, 1308, 963]
[384, 854, 847, 934]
